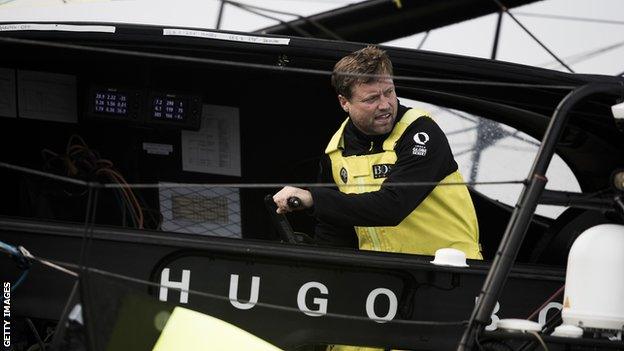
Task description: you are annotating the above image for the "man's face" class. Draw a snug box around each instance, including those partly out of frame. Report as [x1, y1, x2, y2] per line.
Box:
[339, 78, 397, 135]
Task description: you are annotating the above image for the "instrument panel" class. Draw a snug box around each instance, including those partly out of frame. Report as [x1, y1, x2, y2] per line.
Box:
[87, 86, 201, 130]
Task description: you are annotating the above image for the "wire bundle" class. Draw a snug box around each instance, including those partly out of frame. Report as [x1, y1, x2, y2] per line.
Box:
[41, 135, 145, 229]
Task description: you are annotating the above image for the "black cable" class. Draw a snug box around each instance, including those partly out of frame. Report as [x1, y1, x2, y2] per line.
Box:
[513, 12, 624, 26]
[78, 186, 95, 270]
[540, 40, 624, 69]
[83, 186, 100, 269]
[493, 0, 574, 73]
[215, 0, 226, 30]
[25, 318, 46, 351]
[416, 31, 429, 50]
[0, 36, 577, 90]
[234, 0, 343, 40]
[475, 331, 486, 351]
[225, 0, 313, 38]
[0, 159, 527, 190]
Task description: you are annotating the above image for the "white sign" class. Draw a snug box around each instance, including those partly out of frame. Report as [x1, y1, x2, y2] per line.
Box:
[143, 142, 173, 156]
[163, 28, 290, 46]
[0, 23, 115, 33]
[181, 104, 241, 177]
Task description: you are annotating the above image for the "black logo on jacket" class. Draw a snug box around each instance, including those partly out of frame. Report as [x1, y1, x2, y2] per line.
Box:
[340, 167, 348, 183]
[372, 164, 393, 179]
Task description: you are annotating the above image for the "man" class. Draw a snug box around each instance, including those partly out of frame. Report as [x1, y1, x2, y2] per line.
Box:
[273, 46, 481, 260]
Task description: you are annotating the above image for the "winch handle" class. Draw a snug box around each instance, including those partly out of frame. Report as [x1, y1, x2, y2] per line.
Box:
[264, 194, 298, 244]
[287, 196, 302, 209]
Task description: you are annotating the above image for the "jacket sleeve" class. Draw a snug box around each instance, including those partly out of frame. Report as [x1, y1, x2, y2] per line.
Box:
[312, 154, 358, 248]
[310, 116, 457, 227]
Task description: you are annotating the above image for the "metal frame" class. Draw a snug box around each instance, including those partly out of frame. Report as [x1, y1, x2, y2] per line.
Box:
[459, 82, 624, 350]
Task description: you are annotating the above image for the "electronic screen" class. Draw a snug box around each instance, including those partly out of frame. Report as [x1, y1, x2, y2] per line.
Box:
[94, 91, 129, 116]
[152, 96, 187, 121]
[87, 87, 141, 122]
[149, 93, 201, 130]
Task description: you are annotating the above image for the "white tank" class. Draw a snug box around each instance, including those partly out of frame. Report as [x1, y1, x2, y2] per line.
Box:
[561, 224, 624, 331]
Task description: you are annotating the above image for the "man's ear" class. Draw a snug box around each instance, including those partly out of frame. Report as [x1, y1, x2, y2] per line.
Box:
[338, 95, 349, 114]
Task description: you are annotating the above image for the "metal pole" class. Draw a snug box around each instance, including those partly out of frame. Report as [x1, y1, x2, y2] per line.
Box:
[458, 82, 622, 350]
[215, 0, 226, 30]
[491, 10, 503, 60]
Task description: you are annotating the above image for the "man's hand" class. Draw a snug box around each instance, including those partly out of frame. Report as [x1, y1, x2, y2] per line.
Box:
[273, 186, 313, 214]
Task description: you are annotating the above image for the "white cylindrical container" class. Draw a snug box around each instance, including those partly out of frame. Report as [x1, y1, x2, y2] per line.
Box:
[561, 224, 624, 331]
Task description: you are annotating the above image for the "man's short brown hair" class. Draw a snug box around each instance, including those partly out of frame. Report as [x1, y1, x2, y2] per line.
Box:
[331, 46, 393, 99]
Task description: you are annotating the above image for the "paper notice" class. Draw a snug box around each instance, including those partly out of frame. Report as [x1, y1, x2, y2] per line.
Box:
[17, 70, 77, 123]
[181, 104, 241, 176]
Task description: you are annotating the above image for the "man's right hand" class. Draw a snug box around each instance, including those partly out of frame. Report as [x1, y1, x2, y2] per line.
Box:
[273, 186, 313, 214]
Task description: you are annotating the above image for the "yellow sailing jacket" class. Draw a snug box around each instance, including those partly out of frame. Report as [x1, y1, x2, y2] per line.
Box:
[325, 109, 482, 259]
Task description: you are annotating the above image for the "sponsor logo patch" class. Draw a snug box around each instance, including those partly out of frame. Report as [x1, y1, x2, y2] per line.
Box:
[372, 164, 393, 179]
[413, 132, 430, 145]
[412, 132, 429, 156]
[412, 145, 427, 156]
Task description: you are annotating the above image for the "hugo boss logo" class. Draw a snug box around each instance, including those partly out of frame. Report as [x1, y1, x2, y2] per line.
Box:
[372, 164, 393, 179]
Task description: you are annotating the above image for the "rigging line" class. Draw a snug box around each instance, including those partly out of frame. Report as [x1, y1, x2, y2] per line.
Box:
[439, 107, 478, 123]
[215, 0, 226, 30]
[0, 161, 526, 188]
[491, 10, 503, 60]
[416, 31, 429, 50]
[445, 126, 478, 136]
[513, 12, 624, 26]
[224, 0, 313, 38]
[526, 285, 564, 321]
[18, 246, 79, 277]
[442, 89, 614, 120]
[219, 0, 356, 3]
[104, 180, 528, 189]
[539, 40, 624, 69]
[528, 331, 550, 351]
[0, 161, 88, 186]
[494, 0, 574, 73]
[25, 318, 46, 351]
[78, 186, 95, 271]
[0, 36, 578, 90]
[508, 129, 540, 147]
[227, 0, 343, 40]
[454, 147, 477, 158]
[82, 185, 100, 269]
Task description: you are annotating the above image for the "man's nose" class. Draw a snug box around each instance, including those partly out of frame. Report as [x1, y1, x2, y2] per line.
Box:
[378, 95, 391, 110]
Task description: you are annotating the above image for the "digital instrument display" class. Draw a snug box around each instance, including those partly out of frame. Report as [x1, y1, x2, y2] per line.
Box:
[86, 86, 201, 129]
[87, 87, 141, 122]
[152, 96, 187, 121]
[94, 91, 129, 116]
[149, 93, 201, 130]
